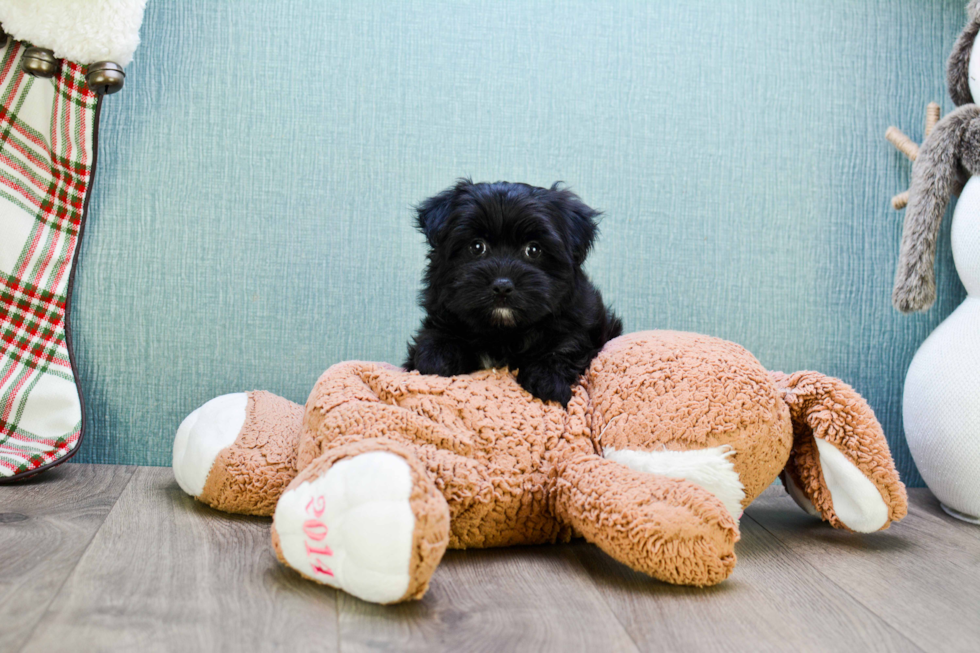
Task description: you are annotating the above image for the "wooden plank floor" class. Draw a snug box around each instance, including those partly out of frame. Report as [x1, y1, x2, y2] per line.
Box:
[1, 465, 978, 653]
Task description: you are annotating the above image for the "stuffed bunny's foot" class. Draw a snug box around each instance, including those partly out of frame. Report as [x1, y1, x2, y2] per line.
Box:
[555, 454, 740, 586]
[173, 393, 248, 498]
[173, 391, 304, 515]
[272, 446, 450, 604]
[773, 371, 908, 532]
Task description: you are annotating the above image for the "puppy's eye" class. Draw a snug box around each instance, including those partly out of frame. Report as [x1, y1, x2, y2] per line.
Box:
[524, 242, 542, 259]
[470, 239, 487, 256]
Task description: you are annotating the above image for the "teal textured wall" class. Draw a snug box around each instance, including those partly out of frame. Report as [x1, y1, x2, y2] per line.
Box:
[72, 0, 971, 486]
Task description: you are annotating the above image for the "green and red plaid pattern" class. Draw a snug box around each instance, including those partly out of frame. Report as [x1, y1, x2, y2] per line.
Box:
[0, 41, 99, 479]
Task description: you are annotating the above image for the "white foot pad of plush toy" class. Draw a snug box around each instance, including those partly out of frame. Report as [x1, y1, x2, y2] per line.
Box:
[781, 438, 890, 533]
[273, 452, 416, 604]
[172, 393, 248, 497]
[814, 437, 889, 533]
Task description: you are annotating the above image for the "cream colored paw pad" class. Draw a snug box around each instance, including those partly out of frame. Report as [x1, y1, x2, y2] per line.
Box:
[172, 393, 248, 497]
[273, 451, 416, 604]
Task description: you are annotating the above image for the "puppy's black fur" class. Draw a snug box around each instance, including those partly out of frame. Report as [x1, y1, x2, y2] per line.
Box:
[404, 179, 622, 406]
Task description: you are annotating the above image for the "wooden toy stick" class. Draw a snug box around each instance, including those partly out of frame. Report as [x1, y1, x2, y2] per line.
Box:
[887, 102, 946, 210]
[886, 126, 919, 161]
[892, 190, 910, 210]
[925, 102, 941, 137]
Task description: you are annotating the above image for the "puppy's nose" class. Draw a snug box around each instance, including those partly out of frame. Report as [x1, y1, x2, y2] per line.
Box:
[491, 278, 515, 297]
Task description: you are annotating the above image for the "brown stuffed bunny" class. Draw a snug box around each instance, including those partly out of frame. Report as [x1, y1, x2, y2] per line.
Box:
[172, 331, 907, 604]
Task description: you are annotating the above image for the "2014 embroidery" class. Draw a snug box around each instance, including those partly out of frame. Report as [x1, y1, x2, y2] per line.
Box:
[303, 495, 334, 577]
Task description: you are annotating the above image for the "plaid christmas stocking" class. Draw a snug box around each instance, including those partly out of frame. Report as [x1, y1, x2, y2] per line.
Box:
[0, 41, 100, 480]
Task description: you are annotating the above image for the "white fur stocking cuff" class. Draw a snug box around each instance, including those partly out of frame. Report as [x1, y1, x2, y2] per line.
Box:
[0, 0, 147, 67]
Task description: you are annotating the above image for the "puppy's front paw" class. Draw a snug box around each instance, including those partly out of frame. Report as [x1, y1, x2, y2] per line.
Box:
[409, 341, 468, 377]
[517, 365, 574, 406]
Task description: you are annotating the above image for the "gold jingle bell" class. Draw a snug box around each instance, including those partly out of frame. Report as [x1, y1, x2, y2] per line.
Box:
[22, 47, 58, 78]
[86, 61, 125, 95]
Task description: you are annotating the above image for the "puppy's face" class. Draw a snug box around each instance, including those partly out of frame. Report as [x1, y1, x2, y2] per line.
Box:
[416, 180, 599, 331]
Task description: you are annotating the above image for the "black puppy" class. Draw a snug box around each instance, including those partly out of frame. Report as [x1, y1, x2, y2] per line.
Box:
[404, 179, 622, 406]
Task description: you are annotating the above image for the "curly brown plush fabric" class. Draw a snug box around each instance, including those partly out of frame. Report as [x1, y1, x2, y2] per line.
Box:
[300, 362, 587, 548]
[587, 331, 793, 507]
[182, 331, 908, 603]
[554, 454, 739, 586]
[199, 391, 303, 516]
[772, 371, 908, 530]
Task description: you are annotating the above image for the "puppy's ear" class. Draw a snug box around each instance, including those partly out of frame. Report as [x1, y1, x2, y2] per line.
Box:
[415, 179, 470, 247]
[415, 189, 455, 247]
[549, 183, 600, 265]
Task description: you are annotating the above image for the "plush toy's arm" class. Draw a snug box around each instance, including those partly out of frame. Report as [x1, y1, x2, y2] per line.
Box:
[772, 371, 907, 533]
[300, 361, 484, 468]
[893, 104, 980, 313]
[553, 453, 739, 586]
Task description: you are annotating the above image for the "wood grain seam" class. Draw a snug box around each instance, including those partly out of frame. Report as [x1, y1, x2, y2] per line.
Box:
[12, 465, 138, 653]
[564, 549, 644, 653]
[576, 555, 643, 651]
[741, 512, 928, 653]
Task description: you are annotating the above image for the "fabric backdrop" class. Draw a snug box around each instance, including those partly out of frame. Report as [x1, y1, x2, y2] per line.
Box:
[71, 0, 971, 486]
